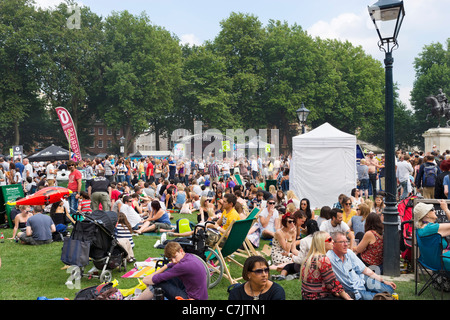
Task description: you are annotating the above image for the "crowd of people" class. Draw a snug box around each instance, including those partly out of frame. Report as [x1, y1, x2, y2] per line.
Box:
[3, 147, 450, 300]
[357, 148, 450, 201]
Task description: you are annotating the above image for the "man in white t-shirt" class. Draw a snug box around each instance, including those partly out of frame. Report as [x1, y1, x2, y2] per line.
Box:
[120, 195, 144, 230]
[396, 153, 413, 200]
[22, 158, 34, 183]
[258, 199, 280, 239]
[251, 157, 259, 180]
[46, 160, 57, 186]
[222, 161, 230, 180]
[320, 208, 355, 248]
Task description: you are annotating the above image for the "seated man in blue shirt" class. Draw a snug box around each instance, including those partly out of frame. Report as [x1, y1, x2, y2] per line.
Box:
[326, 231, 396, 300]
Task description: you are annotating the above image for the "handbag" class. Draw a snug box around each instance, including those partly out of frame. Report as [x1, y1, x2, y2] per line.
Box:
[61, 238, 91, 267]
[206, 229, 221, 247]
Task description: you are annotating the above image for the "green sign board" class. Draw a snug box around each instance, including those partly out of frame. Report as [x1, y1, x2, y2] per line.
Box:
[0, 184, 25, 228]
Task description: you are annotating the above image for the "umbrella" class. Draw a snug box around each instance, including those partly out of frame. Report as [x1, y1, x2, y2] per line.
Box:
[6, 186, 72, 206]
[27, 144, 70, 162]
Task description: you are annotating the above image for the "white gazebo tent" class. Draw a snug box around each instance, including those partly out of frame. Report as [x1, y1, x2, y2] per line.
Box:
[290, 122, 356, 209]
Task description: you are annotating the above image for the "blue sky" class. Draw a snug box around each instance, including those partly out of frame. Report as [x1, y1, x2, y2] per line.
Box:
[34, 0, 450, 110]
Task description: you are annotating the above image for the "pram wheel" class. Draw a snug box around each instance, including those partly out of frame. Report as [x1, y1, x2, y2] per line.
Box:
[100, 270, 112, 283]
[205, 251, 224, 288]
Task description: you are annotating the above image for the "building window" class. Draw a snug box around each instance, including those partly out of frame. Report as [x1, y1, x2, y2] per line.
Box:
[98, 139, 103, 148]
[107, 129, 113, 135]
[107, 140, 112, 149]
[89, 140, 95, 148]
[89, 127, 95, 135]
[98, 127, 103, 135]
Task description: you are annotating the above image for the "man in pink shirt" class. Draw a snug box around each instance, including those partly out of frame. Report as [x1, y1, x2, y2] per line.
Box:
[67, 160, 82, 215]
[146, 157, 154, 184]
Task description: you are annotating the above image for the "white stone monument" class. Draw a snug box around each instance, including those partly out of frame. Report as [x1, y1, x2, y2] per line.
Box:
[423, 128, 450, 153]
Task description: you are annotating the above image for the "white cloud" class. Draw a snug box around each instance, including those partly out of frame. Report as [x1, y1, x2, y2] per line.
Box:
[305, 2, 450, 111]
[307, 10, 379, 58]
[179, 33, 202, 46]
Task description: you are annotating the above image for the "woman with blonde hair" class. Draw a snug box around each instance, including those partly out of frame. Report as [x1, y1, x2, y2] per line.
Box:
[198, 196, 216, 223]
[301, 231, 352, 300]
[268, 185, 277, 199]
[349, 203, 370, 242]
[286, 190, 300, 209]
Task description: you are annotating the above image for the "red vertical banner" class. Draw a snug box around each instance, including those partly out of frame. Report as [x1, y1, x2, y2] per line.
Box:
[55, 107, 82, 162]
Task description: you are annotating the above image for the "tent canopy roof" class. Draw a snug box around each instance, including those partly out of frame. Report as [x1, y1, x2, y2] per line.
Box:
[27, 144, 70, 162]
[293, 122, 355, 147]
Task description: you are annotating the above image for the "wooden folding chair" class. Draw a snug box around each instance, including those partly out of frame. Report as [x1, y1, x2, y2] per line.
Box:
[208, 217, 257, 284]
[236, 207, 261, 258]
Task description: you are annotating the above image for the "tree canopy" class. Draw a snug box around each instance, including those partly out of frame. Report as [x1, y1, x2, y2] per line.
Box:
[0, 1, 419, 154]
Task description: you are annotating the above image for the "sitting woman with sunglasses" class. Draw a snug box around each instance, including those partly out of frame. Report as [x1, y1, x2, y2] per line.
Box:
[341, 196, 357, 225]
[228, 256, 285, 300]
[301, 231, 353, 300]
[270, 212, 295, 271]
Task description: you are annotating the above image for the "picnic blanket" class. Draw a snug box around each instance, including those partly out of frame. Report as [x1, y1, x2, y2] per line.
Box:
[121, 257, 160, 278]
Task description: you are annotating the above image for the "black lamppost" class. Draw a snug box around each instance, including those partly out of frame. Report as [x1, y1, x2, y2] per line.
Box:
[368, 0, 405, 277]
[296, 103, 310, 134]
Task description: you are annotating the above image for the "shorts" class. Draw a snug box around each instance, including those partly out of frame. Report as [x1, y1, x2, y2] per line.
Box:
[358, 179, 369, 190]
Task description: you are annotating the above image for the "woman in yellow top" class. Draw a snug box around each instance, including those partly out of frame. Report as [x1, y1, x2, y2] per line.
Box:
[341, 196, 357, 225]
[214, 193, 240, 234]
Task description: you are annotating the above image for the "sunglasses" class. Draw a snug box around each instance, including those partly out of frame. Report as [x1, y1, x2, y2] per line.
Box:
[268, 202, 275, 205]
[325, 237, 333, 243]
[287, 220, 295, 224]
[345, 202, 352, 205]
[250, 268, 270, 275]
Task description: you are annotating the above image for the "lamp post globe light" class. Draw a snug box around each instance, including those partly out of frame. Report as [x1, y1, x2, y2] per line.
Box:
[296, 102, 310, 134]
[368, 0, 405, 277]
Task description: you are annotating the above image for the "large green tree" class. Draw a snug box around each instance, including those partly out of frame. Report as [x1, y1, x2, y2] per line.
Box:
[411, 39, 450, 141]
[36, 2, 105, 149]
[100, 11, 182, 153]
[209, 12, 267, 130]
[0, 0, 45, 151]
[173, 45, 235, 133]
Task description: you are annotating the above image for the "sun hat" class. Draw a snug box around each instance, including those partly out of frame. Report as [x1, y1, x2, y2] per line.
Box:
[413, 202, 434, 227]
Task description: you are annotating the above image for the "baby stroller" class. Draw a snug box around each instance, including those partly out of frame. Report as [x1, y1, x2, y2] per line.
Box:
[157, 221, 224, 288]
[61, 210, 128, 283]
[398, 194, 417, 273]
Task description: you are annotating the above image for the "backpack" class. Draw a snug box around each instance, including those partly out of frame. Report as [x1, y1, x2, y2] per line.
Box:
[423, 165, 437, 187]
[175, 218, 195, 234]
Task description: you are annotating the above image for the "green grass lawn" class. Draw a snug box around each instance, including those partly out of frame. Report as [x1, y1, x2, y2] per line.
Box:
[0, 212, 448, 300]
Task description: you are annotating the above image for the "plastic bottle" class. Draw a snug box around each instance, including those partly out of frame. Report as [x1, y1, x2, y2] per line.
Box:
[154, 287, 164, 300]
[0, 232, 4, 243]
